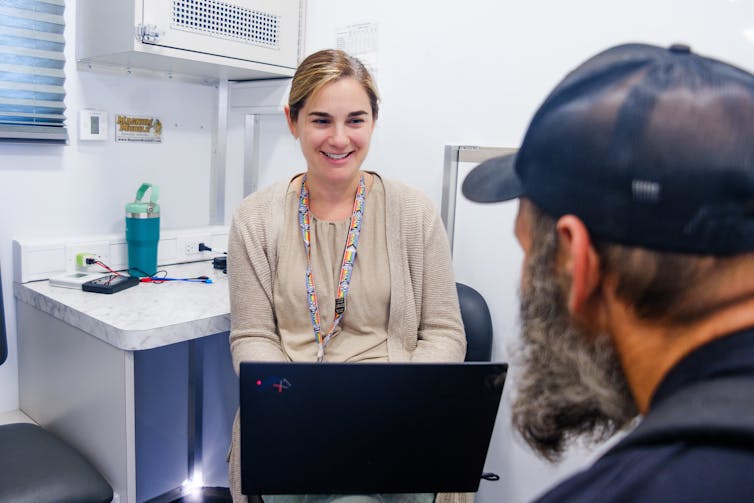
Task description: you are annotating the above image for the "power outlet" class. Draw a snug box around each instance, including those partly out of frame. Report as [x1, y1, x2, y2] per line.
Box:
[75, 253, 101, 271]
[178, 236, 213, 259]
[184, 241, 201, 255]
[65, 241, 110, 273]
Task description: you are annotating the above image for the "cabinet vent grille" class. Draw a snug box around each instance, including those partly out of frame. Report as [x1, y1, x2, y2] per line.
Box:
[172, 0, 280, 49]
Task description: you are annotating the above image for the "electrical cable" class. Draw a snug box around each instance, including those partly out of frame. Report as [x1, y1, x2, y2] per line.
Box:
[88, 258, 124, 276]
[140, 276, 212, 284]
[91, 262, 213, 284]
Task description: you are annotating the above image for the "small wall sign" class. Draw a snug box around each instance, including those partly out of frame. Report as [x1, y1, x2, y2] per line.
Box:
[115, 114, 163, 143]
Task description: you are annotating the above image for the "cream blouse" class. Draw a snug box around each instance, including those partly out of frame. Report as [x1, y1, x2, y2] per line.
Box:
[273, 175, 390, 362]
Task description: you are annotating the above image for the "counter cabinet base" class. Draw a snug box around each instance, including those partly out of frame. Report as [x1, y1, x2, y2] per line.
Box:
[16, 301, 238, 503]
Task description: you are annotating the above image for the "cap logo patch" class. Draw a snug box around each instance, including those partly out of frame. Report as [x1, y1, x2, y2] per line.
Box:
[632, 179, 661, 203]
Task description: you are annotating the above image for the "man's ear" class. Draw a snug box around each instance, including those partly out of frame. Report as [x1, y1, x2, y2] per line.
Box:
[556, 215, 602, 316]
[284, 105, 297, 138]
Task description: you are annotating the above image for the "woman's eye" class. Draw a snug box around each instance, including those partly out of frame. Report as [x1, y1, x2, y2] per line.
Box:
[312, 119, 329, 125]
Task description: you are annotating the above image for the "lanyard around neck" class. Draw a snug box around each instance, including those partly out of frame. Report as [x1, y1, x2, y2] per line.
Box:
[298, 174, 367, 362]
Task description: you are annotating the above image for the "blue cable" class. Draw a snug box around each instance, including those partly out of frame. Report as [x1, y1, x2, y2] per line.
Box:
[141, 276, 213, 284]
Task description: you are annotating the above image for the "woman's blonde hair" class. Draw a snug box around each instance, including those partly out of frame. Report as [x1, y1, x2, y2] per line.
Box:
[288, 49, 380, 122]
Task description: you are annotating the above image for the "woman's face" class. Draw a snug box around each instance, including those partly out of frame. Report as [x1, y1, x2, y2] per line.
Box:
[286, 77, 375, 185]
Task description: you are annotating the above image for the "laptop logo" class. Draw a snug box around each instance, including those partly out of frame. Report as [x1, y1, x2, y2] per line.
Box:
[256, 376, 292, 393]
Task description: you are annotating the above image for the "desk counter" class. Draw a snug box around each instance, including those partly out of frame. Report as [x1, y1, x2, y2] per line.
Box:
[14, 260, 236, 503]
[14, 261, 229, 351]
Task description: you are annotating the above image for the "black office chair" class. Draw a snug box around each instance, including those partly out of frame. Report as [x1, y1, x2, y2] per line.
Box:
[0, 266, 113, 503]
[456, 282, 493, 362]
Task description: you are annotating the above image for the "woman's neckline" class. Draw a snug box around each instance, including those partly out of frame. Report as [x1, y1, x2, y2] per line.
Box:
[295, 171, 377, 222]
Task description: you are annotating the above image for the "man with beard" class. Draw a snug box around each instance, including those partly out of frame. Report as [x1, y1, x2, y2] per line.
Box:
[462, 42, 754, 502]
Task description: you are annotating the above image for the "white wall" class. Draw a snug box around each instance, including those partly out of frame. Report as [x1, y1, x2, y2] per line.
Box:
[302, 0, 754, 208]
[0, 1, 218, 412]
[297, 1, 754, 502]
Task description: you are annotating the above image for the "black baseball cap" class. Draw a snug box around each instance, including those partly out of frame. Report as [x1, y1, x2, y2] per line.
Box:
[462, 43, 754, 255]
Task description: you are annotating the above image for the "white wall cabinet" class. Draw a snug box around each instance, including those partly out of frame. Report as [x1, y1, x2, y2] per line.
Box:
[77, 0, 303, 82]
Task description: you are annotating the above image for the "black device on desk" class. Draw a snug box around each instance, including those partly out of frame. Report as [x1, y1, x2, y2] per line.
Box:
[239, 361, 507, 495]
[82, 274, 139, 294]
[213, 255, 227, 273]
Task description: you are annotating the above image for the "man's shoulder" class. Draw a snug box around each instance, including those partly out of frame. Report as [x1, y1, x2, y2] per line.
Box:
[615, 374, 754, 453]
[543, 372, 754, 502]
[537, 442, 754, 503]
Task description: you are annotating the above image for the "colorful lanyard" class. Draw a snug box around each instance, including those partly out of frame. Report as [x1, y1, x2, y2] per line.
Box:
[298, 174, 367, 362]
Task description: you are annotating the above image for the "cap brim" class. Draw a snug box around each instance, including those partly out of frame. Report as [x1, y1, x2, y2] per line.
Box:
[461, 152, 523, 203]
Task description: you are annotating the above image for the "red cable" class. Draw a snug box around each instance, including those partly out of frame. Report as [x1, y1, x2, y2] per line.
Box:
[94, 260, 123, 276]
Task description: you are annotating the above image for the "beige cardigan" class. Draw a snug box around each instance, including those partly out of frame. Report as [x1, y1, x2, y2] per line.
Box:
[227, 174, 471, 503]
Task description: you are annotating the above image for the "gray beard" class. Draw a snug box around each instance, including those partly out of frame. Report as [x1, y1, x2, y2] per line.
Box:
[511, 236, 638, 462]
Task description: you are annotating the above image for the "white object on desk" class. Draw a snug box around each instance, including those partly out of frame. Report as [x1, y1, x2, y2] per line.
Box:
[49, 271, 107, 289]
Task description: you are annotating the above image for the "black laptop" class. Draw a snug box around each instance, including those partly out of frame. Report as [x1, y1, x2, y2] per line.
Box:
[239, 361, 507, 495]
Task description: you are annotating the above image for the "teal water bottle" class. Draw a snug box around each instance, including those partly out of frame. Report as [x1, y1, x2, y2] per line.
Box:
[125, 183, 160, 277]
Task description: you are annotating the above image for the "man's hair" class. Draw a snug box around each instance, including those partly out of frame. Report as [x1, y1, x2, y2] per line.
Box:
[527, 202, 746, 323]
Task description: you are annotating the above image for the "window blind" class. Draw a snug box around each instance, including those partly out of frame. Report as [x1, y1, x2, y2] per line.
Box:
[0, 0, 67, 143]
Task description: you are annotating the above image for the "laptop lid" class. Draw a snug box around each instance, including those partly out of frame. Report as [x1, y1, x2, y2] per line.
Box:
[239, 361, 507, 495]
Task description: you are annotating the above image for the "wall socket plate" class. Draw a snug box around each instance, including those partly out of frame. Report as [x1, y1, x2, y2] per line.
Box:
[13, 226, 228, 283]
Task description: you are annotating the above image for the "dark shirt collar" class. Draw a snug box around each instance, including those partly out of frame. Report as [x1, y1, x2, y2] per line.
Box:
[650, 326, 754, 409]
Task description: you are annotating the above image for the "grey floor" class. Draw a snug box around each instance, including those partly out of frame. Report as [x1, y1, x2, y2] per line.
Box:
[169, 487, 233, 502]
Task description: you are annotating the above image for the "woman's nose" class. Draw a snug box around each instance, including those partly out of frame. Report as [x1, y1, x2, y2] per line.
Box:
[328, 125, 349, 147]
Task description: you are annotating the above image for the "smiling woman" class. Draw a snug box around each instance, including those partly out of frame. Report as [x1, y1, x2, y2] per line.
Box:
[227, 49, 468, 503]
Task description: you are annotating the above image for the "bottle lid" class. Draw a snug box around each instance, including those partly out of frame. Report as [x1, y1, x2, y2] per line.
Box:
[126, 183, 160, 217]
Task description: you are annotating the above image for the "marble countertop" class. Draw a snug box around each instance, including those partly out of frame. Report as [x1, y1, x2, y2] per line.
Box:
[14, 261, 230, 351]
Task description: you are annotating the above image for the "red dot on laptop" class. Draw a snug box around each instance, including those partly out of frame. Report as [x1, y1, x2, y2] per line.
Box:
[256, 380, 262, 386]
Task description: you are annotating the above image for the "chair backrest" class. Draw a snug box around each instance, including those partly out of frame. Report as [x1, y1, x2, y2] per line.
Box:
[0, 264, 6, 367]
[456, 282, 493, 362]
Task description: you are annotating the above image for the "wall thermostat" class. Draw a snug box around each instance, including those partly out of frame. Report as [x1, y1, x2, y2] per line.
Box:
[79, 109, 108, 141]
